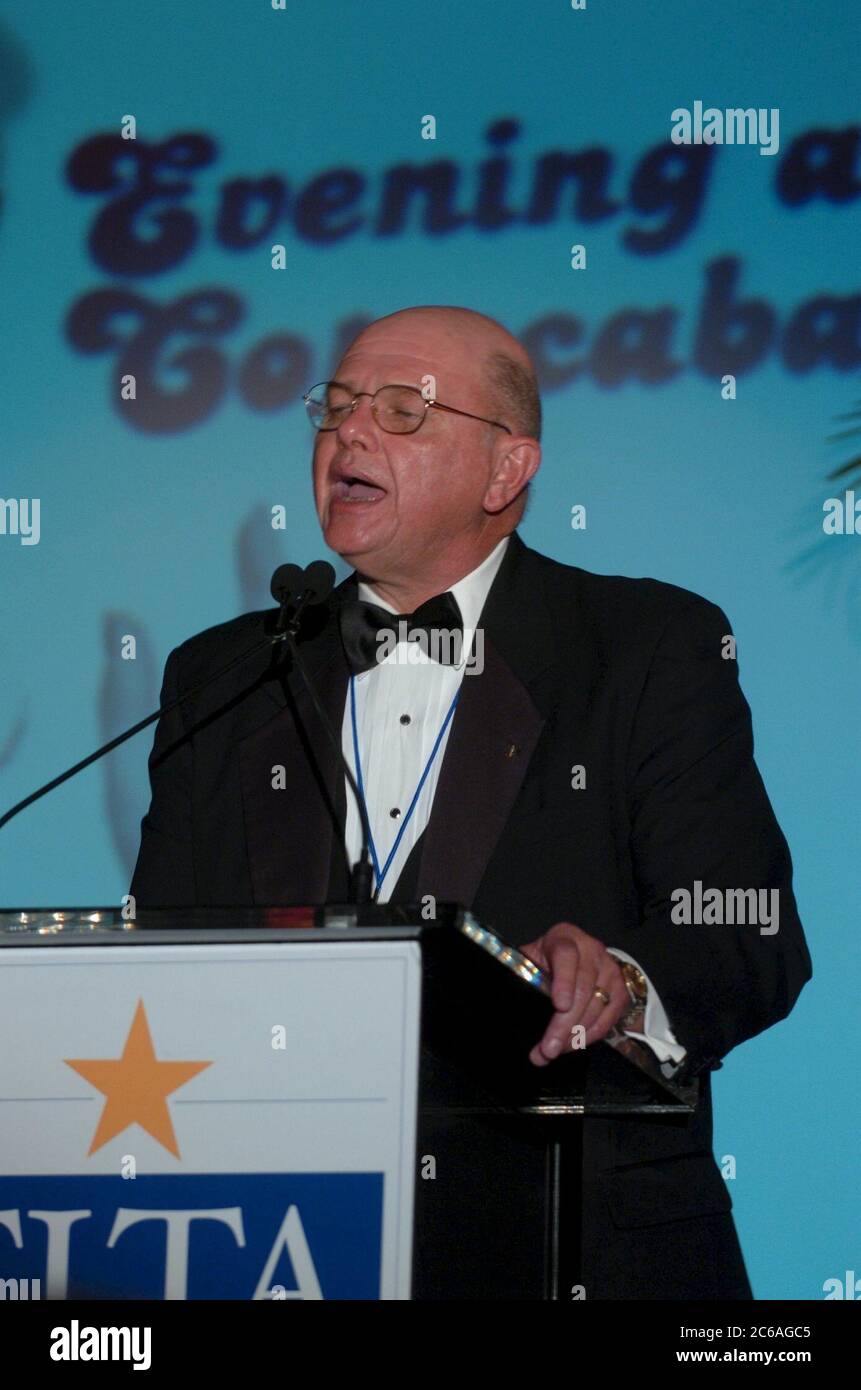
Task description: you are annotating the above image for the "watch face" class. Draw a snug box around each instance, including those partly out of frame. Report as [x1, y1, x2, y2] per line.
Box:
[623, 963, 648, 1003]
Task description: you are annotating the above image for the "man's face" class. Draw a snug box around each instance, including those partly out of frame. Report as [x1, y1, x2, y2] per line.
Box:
[312, 318, 501, 583]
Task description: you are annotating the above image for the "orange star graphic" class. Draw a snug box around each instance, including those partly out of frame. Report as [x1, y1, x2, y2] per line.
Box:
[65, 999, 211, 1157]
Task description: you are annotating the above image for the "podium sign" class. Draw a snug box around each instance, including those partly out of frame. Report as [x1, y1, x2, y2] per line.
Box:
[0, 935, 421, 1300]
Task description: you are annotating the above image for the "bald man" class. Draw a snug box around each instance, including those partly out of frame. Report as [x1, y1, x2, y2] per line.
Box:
[131, 305, 811, 1301]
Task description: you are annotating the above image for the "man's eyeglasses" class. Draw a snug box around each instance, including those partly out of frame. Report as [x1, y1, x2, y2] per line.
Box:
[303, 381, 512, 436]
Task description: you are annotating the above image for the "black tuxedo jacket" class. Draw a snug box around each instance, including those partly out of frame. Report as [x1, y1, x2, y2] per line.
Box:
[130, 532, 811, 1299]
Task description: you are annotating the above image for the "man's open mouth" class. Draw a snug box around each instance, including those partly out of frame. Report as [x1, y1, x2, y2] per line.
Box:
[331, 472, 388, 502]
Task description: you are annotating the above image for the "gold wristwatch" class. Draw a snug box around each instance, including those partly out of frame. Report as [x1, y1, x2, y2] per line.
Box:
[619, 961, 648, 1029]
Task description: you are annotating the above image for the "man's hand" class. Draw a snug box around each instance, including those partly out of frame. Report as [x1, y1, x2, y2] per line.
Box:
[521, 922, 631, 1066]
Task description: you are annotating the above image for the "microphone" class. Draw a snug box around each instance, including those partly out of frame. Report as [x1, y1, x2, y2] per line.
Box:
[271, 562, 305, 619]
[270, 560, 375, 904]
[270, 560, 335, 632]
[1, 561, 375, 905]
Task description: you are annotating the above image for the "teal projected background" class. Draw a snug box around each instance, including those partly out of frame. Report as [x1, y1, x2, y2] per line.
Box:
[1, 0, 858, 1300]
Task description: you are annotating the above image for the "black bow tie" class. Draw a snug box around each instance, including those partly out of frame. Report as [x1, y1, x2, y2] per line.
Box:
[338, 590, 463, 675]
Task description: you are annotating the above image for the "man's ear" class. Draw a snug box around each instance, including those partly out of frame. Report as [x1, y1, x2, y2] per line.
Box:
[483, 437, 541, 514]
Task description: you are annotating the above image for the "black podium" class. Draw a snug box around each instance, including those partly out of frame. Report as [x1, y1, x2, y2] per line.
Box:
[0, 904, 696, 1301]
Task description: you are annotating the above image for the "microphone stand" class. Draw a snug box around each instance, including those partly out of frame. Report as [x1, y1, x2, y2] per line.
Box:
[278, 591, 375, 905]
[0, 629, 288, 833]
[2, 563, 377, 907]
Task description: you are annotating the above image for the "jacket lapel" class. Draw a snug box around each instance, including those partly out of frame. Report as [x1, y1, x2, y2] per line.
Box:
[415, 533, 560, 905]
[238, 591, 352, 905]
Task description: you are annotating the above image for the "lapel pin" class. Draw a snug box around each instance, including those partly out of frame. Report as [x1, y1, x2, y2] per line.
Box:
[504, 742, 519, 760]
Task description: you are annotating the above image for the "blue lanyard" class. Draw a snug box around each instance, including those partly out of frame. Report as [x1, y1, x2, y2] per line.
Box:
[349, 674, 461, 897]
